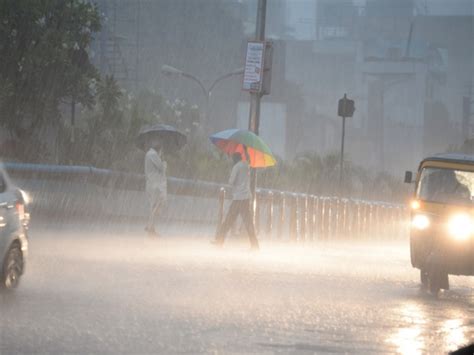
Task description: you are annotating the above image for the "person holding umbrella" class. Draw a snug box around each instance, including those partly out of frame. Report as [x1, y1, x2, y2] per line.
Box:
[212, 150, 259, 250]
[137, 124, 186, 237]
[144, 137, 167, 237]
[210, 129, 276, 250]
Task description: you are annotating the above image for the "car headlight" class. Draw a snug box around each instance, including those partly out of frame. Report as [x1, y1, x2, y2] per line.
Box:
[447, 213, 473, 241]
[412, 214, 430, 230]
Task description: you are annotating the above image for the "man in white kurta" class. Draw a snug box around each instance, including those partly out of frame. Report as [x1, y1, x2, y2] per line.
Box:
[145, 142, 167, 236]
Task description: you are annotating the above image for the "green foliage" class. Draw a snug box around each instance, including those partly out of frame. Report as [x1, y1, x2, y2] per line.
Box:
[65, 88, 201, 172]
[0, 0, 101, 138]
[259, 151, 408, 202]
[61, 81, 407, 202]
[97, 75, 123, 124]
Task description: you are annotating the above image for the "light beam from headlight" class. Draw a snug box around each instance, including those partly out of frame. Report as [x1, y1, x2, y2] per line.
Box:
[412, 214, 430, 230]
[20, 189, 31, 205]
[447, 214, 473, 241]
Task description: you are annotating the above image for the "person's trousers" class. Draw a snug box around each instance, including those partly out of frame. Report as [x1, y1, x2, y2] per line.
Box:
[147, 199, 165, 231]
[215, 199, 259, 248]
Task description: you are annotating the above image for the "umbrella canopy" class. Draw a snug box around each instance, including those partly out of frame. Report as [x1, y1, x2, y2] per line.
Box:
[210, 129, 276, 168]
[136, 124, 186, 153]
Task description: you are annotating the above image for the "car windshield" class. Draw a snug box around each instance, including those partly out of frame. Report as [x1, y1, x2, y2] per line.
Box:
[417, 167, 474, 205]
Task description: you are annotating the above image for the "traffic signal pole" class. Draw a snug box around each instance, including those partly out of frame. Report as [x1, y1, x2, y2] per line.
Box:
[339, 115, 346, 188]
[339, 94, 347, 189]
[337, 93, 355, 191]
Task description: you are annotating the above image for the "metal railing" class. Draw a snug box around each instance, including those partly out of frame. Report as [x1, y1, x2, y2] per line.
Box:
[4, 162, 410, 239]
[3, 162, 222, 197]
[217, 189, 410, 241]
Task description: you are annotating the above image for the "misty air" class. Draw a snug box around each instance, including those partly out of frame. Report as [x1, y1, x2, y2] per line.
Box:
[1, 1, 474, 354]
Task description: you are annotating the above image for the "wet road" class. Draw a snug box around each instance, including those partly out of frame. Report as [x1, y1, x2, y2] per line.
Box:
[1, 222, 474, 354]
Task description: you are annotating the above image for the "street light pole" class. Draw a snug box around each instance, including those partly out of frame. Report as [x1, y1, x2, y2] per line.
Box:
[207, 69, 244, 127]
[161, 65, 243, 128]
[248, 0, 266, 136]
[248, 0, 267, 203]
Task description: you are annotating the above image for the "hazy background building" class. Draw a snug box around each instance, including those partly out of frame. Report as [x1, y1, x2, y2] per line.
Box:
[92, 0, 474, 175]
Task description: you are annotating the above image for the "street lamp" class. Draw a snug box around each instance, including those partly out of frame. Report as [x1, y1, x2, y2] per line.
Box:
[161, 65, 244, 128]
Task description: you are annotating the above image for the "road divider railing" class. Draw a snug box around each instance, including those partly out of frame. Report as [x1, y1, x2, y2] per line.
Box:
[4, 162, 410, 239]
[220, 189, 410, 241]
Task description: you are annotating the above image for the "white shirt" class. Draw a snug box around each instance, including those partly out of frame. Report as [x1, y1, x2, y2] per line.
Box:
[145, 148, 167, 201]
[229, 160, 251, 200]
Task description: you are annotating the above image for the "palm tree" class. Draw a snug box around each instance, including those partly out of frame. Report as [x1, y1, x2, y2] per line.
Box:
[83, 75, 123, 164]
[97, 75, 122, 126]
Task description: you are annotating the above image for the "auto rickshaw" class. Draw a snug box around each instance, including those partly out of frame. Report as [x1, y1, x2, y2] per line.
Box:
[405, 153, 474, 295]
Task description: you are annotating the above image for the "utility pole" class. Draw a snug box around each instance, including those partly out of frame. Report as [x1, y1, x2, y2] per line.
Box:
[248, 0, 266, 198]
[463, 95, 473, 141]
[135, 0, 141, 92]
[70, 96, 76, 165]
[339, 103, 346, 188]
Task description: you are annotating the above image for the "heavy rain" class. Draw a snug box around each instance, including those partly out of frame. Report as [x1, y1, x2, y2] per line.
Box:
[1, 0, 474, 354]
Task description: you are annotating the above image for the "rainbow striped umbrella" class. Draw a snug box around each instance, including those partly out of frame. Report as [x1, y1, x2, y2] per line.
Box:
[210, 129, 276, 168]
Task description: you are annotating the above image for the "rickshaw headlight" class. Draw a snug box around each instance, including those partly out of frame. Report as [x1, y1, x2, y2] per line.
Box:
[410, 200, 421, 210]
[412, 214, 430, 230]
[447, 213, 473, 241]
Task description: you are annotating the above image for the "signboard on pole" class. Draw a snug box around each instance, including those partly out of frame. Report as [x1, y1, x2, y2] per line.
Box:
[242, 41, 265, 93]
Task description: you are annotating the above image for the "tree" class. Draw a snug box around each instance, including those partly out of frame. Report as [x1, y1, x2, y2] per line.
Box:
[0, 0, 101, 141]
[74, 75, 123, 164]
[97, 75, 122, 125]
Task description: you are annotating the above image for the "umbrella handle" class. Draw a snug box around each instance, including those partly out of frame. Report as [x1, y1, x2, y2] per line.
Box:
[243, 145, 250, 162]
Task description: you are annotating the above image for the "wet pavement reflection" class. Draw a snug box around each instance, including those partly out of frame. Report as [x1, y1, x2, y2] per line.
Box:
[1, 223, 474, 354]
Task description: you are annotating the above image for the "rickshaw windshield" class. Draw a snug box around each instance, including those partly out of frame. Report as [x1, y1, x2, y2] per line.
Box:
[417, 167, 474, 205]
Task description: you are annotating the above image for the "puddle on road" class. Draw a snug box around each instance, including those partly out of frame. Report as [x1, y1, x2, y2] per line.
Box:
[386, 294, 474, 354]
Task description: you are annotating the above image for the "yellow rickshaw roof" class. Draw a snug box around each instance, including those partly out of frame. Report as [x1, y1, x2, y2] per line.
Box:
[421, 153, 474, 167]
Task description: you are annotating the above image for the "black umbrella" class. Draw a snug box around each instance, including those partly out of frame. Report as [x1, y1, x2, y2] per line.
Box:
[136, 124, 187, 153]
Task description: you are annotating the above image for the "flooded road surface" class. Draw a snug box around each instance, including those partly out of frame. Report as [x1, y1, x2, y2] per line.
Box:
[1, 222, 474, 354]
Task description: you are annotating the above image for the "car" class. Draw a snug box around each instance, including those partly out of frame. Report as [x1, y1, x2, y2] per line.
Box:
[405, 153, 474, 295]
[0, 167, 29, 290]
